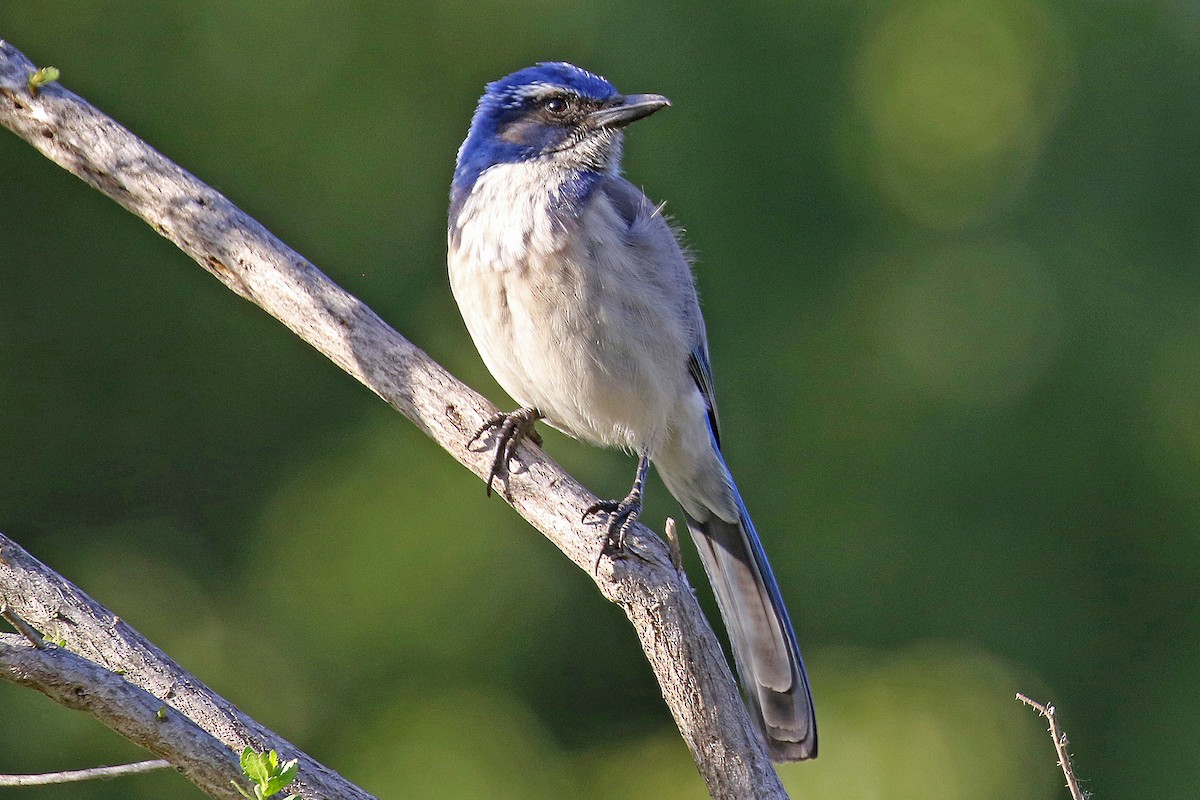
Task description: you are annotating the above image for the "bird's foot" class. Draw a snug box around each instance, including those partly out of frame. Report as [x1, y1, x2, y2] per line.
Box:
[584, 489, 644, 564]
[469, 407, 543, 496]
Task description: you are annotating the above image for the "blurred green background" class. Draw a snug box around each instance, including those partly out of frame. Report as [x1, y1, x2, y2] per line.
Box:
[2, 1, 1197, 797]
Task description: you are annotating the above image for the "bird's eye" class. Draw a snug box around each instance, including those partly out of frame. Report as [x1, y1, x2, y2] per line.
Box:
[543, 96, 568, 116]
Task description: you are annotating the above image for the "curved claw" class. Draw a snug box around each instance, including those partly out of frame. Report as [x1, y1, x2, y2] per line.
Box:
[584, 492, 644, 561]
[586, 453, 651, 569]
[470, 408, 543, 497]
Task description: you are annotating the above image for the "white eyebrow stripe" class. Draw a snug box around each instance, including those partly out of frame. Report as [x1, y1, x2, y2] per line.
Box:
[510, 83, 572, 101]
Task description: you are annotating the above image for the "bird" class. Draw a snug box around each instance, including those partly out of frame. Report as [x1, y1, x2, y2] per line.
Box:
[447, 62, 817, 761]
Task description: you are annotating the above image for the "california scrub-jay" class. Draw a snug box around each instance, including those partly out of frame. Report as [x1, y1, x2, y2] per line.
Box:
[448, 62, 816, 761]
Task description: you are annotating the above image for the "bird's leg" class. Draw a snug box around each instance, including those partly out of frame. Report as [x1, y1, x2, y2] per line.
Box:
[584, 453, 650, 560]
[469, 407, 544, 497]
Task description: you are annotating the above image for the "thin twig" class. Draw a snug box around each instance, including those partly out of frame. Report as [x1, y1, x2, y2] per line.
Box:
[0, 603, 47, 648]
[0, 759, 171, 786]
[665, 517, 684, 571]
[1016, 693, 1087, 800]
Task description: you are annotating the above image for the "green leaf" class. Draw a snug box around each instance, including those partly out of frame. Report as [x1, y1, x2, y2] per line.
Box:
[27, 66, 60, 94]
[240, 747, 271, 785]
[263, 758, 298, 795]
[264, 767, 294, 791]
[236, 748, 297, 797]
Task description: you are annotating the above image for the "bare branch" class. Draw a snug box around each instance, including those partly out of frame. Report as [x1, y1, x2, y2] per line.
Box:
[0, 633, 237, 796]
[0, 40, 787, 799]
[0, 535, 373, 799]
[1016, 693, 1088, 800]
[0, 760, 171, 787]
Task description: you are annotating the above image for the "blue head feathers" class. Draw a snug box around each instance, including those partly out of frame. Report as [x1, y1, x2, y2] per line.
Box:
[451, 63, 668, 202]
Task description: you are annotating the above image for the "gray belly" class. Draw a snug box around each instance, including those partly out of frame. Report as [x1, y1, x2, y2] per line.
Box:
[451, 252, 687, 453]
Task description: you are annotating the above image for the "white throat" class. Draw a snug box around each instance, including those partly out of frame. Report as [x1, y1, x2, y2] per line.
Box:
[451, 160, 577, 272]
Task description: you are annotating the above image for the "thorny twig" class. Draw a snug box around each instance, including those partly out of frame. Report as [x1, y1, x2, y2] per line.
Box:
[1016, 693, 1087, 800]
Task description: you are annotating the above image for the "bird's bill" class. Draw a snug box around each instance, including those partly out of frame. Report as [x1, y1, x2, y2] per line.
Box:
[587, 93, 671, 129]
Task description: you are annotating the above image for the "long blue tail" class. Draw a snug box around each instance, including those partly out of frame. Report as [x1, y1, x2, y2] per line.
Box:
[682, 471, 817, 761]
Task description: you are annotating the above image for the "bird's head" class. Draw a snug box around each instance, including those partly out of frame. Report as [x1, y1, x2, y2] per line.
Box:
[452, 62, 669, 195]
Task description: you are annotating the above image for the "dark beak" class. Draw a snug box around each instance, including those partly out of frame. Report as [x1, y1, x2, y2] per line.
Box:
[587, 93, 671, 130]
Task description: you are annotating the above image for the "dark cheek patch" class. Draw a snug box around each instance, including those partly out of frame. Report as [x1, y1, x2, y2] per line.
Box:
[498, 118, 535, 145]
[498, 117, 569, 152]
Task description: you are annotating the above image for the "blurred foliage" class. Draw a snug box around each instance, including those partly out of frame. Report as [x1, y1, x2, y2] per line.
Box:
[2, 0, 1199, 797]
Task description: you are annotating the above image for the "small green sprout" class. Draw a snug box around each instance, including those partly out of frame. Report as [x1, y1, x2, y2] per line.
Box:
[233, 747, 298, 800]
[27, 66, 60, 95]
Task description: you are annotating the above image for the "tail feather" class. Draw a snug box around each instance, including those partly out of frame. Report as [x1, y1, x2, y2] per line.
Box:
[683, 496, 817, 761]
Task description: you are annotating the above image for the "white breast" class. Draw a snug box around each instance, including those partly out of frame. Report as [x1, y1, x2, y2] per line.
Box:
[448, 161, 697, 455]
[451, 161, 565, 274]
